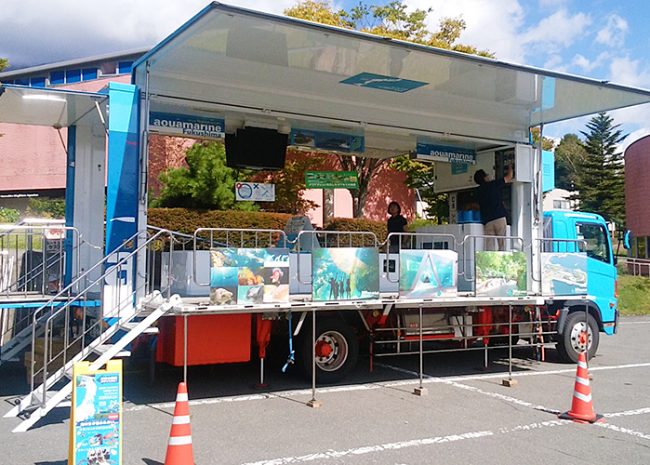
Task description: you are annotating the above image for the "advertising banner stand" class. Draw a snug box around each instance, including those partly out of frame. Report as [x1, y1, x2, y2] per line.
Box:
[69, 360, 123, 465]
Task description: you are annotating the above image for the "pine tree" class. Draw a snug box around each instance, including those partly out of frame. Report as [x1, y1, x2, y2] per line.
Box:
[573, 113, 626, 226]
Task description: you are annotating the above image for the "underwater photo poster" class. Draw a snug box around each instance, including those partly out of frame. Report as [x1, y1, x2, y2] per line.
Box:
[209, 248, 290, 305]
[475, 251, 528, 297]
[399, 250, 458, 298]
[541, 252, 588, 295]
[312, 247, 380, 301]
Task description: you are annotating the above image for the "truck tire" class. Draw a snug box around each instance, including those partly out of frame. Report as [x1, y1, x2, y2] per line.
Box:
[299, 317, 359, 384]
[557, 312, 599, 363]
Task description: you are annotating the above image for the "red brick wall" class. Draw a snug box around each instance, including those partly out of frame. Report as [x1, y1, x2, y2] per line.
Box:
[625, 135, 650, 237]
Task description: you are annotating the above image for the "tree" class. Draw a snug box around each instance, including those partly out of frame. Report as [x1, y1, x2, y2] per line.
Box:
[0, 58, 7, 72]
[573, 113, 626, 226]
[251, 150, 325, 214]
[285, 1, 493, 217]
[152, 141, 257, 211]
[389, 155, 448, 222]
[554, 133, 587, 191]
[530, 127, 555, 151]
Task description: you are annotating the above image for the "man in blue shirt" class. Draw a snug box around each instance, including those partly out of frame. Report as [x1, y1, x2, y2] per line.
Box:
[473, 165, 513, 251]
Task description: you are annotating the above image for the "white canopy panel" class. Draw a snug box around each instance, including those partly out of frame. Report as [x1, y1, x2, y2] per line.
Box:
[0, 85, 107, 128]
[134, 2, 650, 148]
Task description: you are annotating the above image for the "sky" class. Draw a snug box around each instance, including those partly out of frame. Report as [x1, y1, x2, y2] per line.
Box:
[1, 0, 650, 146]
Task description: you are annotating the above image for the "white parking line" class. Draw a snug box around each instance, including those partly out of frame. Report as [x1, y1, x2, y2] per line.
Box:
[239, 420, 571, 465]
[124, 361, 650, 412]
[594, 422, 650, 440]
[240, 411, 650, 465]
[605, 407, 650, 418]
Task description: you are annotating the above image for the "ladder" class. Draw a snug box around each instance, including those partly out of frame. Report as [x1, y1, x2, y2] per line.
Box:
[5, 293, 178, 433]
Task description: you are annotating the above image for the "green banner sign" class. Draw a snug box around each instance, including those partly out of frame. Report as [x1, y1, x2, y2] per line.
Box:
[305, 171, 358, 189]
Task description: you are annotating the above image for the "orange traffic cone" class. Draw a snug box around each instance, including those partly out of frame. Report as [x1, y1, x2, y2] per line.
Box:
[164, 382, 194, 465]
[559, 351, 603, 423]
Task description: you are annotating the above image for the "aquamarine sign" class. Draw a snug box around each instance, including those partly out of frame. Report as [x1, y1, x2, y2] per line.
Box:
[149, 112, 225, 139]
[340, 72, 428, 93]
[290, 128, 364, 153]
[416, 142, 476, 164]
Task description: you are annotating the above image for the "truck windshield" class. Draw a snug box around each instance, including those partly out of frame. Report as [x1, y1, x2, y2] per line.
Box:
[576, 222, 611, 264]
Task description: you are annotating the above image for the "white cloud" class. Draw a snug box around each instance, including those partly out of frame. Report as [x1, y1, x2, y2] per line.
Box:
[406, 0, 527, 62]
[521, 9, 591, 51]
[595, 14, 628, 47]
[572, 51, 610, 73]
[0, 0, 294, 68]
[608, 56, 650, 88]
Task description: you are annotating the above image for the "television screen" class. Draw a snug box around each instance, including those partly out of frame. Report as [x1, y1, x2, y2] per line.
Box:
[225, 127, 288, 170]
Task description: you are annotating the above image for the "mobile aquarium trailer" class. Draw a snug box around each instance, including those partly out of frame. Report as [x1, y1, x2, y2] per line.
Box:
[1, 2, 649, 432]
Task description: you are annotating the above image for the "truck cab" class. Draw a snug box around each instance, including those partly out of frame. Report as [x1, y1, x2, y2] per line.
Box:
[544, 210, 618, 361]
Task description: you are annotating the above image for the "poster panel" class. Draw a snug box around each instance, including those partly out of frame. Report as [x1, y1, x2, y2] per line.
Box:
[69, 360, 122, 465]
[475, 251, 528, 297]
[399, 250, 458, 298]
[312, 247, 379, 301]
[541, 252, 588, 295]
[210, 248, 290, 305]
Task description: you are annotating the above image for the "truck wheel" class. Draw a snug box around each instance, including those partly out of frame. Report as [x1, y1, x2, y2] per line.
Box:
[557, 312, 599, 363]
[299, 317, 359, 384]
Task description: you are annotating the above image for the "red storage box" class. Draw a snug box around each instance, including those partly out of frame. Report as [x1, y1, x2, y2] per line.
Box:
[156, 314, 252, 366]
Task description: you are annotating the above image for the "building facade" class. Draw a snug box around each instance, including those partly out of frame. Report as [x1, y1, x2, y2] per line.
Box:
[624, 135, 650, 259]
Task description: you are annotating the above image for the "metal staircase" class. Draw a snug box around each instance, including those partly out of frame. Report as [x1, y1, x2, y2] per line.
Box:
[3, 228, 180, 433]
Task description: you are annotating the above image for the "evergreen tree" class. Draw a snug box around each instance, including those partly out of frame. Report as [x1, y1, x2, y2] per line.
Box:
[554, 133, 587, 191]
[573, 113, 626, 226]
[153, 141, 256, 211]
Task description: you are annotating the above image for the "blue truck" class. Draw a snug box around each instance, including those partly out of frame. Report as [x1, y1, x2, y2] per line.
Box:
[543, 210, 618, 362]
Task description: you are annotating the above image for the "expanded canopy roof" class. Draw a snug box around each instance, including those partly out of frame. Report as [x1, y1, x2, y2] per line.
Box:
[0, 84, 107, 127]
[133, 2, 650, 153]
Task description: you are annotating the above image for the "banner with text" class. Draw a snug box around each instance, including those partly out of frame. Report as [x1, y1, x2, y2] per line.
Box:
[149, 112, 225, 140]
[305, 171, 359, 189]
[416, 142, 476, 164]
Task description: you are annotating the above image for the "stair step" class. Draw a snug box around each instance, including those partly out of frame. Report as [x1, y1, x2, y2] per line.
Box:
[92, 344, 131, 358]
[119, 322, 158, 334]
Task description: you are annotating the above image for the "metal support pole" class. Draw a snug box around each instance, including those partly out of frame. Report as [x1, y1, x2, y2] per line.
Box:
[183, 314, 188, 385]
[307, 311, 321, 408]
[413, 305, 427, 396]
[502, 305, 517, 387]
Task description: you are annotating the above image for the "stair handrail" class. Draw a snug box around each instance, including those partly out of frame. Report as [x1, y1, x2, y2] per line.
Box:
[32, 229, 174, 404]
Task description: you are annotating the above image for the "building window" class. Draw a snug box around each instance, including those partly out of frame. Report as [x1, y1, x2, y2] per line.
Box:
[82, 68, 98, 81]
[14, 78, 29, 86]
[51, 71, 65, 85]
[638, 237, 647, 259]
[30, 77, 46, 87]
[66, 69, 81, 83]
[100, 62, 117, 76]
[117, 61, 133, 74]
[553, 199, 570, 209]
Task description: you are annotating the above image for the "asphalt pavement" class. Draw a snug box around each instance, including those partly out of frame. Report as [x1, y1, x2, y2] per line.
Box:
[1, 316, 649, 465]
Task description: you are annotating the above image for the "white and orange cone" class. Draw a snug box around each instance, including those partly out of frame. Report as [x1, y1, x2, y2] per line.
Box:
[164, 382, 194, 465]
[559, 351, 603, 423]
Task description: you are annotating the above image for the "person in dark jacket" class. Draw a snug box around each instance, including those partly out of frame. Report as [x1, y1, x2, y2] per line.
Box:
[387, 201, 407, 253]
[473, 165, 513, 250]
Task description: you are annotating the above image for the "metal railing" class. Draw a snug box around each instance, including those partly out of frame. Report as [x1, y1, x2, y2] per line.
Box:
[383, 232, 457, 284]
[27, 229, 174, 403]
[295, 230, 378, 285]
[192, 228, 288, 287]
[621, 257, 650, 277]
[0, 224, 82, 298]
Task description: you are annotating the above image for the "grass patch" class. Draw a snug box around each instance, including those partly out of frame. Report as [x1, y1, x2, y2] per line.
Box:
[618, 274, 650, 316]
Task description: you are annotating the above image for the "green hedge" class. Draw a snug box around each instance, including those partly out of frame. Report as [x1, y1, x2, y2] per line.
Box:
[324, 217, 387, 245]
[0, 207, 20, 223]
[148, 208, 292, 234]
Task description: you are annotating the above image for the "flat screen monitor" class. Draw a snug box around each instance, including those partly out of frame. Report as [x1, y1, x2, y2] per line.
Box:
[225, 127, 288, 170]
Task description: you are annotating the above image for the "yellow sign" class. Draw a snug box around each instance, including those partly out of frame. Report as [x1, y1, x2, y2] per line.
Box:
[69, 360, 123, 465]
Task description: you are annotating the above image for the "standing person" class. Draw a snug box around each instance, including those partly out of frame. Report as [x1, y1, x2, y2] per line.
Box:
[473, 165, 514, 251]
[387, 201, 408, 253]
